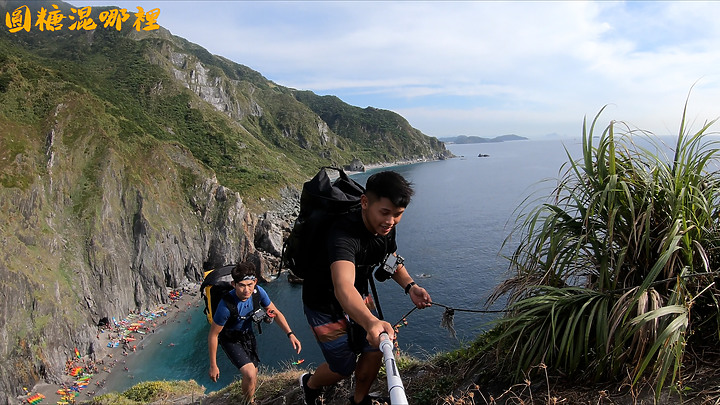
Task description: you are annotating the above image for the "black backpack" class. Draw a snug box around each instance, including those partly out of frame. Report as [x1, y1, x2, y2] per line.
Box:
[200, 265, 268, 333]
[280, 167, 365, 279]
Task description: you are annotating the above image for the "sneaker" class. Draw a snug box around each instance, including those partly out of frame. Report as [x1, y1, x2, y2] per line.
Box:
[299, 372, 322, 405]
[348, 396, 372, 405]
[368, 392, 391, 403]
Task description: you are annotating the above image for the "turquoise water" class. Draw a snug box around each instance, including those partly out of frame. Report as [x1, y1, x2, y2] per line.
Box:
[99, 139, 584, 394]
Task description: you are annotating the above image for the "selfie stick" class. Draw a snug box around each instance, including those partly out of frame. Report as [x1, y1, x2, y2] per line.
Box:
[379, 332, 408, 405]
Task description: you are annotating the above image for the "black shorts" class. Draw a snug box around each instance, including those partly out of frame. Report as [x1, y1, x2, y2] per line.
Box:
[219, 330, 260, 369]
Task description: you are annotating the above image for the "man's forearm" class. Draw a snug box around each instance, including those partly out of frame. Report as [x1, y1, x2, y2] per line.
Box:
[273, 311, 292, 335]
[335, 284, 377, 329]
[208, 334, 219, 367]
[392, 264, 414, 290]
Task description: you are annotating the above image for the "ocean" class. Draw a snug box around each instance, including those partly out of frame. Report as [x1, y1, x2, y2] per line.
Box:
[98, 138, 584, 394]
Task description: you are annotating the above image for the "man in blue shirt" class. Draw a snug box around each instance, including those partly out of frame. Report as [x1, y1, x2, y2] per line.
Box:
[208, 261, 302, 403]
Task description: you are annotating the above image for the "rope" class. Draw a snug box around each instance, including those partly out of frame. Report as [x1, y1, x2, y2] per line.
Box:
[391, 302, 506, 327]
[391, 301, 507, 340]
[392, 307, 418, 329]
[432, 302, 507, 314]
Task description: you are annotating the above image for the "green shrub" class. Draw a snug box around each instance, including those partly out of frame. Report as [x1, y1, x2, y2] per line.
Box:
[491, 102, 720, 397]
[123, 380, 204, 402]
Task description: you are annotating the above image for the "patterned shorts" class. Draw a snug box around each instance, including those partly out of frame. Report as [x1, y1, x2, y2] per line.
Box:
[304, 298, 379, 377]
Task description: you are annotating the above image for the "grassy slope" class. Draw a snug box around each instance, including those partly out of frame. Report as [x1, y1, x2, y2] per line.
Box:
[1, 0, 447, 208]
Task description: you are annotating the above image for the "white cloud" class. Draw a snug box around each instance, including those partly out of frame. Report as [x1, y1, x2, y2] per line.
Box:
[69, 1, 720, 138]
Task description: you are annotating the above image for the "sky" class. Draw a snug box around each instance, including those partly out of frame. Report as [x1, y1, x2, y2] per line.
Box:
[67, 1, 720, 140]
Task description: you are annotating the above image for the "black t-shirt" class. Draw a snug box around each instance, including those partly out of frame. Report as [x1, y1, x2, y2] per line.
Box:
[301, 209, 397, 314]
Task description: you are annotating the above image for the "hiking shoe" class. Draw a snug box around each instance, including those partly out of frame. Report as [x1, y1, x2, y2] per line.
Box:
[348, 395, 372, 405]
[368, 392, 391, 404]
[300, 372, 322, 405]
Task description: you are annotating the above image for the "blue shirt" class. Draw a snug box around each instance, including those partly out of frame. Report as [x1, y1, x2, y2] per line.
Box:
[213, 286, 271, 332]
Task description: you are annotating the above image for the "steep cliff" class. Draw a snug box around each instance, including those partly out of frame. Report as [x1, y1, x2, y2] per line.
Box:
[0, 1, 449, 401]
[0, 92, 269, 401]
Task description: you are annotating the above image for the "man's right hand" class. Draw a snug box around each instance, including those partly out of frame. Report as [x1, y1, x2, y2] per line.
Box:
[209, 365, 220, 382]
[365, 319, 395, 348]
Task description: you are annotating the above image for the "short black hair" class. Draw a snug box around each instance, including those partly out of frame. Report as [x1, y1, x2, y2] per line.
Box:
[231, 261, 256, 282]
[365, 170, 414, 208]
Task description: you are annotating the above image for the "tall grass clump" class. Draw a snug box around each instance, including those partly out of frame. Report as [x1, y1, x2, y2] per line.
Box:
[490, 102, 720, 396]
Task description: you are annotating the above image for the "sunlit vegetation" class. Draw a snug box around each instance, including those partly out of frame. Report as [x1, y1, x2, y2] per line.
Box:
[491, 102, 720, 398]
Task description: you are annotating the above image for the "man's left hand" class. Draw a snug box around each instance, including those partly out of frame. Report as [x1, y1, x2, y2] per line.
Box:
[409, 285, 432, 309]
[289, 334, 302, 354]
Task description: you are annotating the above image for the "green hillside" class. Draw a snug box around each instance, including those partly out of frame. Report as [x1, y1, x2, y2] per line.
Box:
[0, 0, 448, 204]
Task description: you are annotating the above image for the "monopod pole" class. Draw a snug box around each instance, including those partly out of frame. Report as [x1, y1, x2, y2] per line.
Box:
[379, 332, 408, 405]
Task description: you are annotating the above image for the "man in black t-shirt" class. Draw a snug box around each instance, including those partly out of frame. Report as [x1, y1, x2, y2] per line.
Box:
[300, 171, 432, 405]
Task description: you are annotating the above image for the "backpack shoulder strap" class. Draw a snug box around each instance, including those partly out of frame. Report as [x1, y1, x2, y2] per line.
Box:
[222, 293, 240, 322]
[252, 288, 261, 311]
[223, 290, 264, 323]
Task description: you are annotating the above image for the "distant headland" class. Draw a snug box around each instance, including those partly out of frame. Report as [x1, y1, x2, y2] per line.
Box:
[439, 134, 529, 144]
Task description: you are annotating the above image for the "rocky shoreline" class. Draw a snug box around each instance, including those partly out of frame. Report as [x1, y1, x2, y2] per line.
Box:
[20, 286, 199, 405]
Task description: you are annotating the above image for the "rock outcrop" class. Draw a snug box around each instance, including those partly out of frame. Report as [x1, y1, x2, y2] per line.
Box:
[344, 158, 366, 172]
[0, 99, 288, 402]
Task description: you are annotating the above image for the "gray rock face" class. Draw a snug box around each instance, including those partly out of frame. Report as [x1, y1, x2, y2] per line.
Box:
[345, 158, 365, 172]
[254, 215, 285, 257]
[168, 50, 259, 122]
[0, 115, 293, 401]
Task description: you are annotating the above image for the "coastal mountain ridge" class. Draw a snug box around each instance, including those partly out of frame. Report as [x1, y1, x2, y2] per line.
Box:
[0, 0, 449, 401]
[439, 134, 529, 144]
